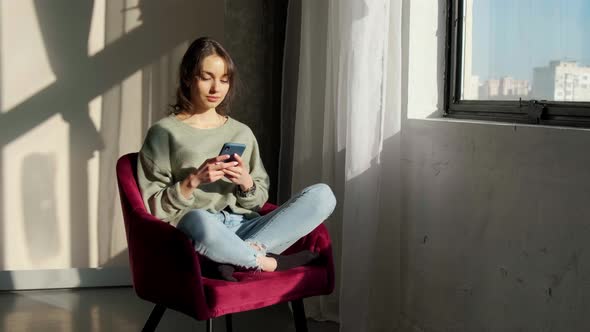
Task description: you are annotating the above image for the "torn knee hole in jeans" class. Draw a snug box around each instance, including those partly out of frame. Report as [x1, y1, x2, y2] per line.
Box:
[247, 241, 268, 271]
[246, 240, 268, 255]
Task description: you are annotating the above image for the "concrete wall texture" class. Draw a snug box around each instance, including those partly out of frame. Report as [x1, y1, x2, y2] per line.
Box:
[398, 0, 590, 330]
[400, 120, 590, 331]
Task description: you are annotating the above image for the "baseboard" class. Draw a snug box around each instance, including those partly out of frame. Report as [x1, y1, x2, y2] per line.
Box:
[0, 267, 132, 291]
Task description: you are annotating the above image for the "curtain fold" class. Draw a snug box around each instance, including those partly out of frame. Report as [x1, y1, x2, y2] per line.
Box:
[280, 0, 403, 330]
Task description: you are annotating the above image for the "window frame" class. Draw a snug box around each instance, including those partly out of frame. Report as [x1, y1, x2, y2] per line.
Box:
[444, 0, 590, 128]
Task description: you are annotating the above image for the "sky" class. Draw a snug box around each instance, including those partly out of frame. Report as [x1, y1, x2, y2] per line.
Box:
[472, 0, 590, 81]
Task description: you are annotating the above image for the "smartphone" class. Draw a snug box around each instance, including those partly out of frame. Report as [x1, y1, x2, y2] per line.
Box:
[218, 142, 246, 162]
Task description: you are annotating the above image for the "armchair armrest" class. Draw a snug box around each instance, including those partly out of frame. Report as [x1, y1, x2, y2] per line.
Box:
[127, 209, 210, 318]
[260, 202, 334, 291]
[258, 202, 278, 216]
[283, 223, 335, 293]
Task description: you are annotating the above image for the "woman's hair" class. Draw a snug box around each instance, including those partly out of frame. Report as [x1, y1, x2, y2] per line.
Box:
[170, 37, 238, 115]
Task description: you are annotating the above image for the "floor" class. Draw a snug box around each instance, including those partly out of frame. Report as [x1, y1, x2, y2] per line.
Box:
[0, 287, 339, 332]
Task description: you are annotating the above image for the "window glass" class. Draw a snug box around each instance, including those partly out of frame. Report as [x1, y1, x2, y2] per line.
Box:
[461, 0, 590, 102]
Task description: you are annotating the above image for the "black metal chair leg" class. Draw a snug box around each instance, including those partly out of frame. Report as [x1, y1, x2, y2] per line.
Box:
[142, 304, 166, 332]
[291, 299, 309, 332]
[206, 318, 213, 332]
[225, 314, 233, 332]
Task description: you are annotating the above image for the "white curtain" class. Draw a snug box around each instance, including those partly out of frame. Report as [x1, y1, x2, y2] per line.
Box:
[280, 0, 403, 330]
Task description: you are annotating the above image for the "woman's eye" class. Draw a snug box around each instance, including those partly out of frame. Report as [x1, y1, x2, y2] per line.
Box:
[220, 80, 229, 84]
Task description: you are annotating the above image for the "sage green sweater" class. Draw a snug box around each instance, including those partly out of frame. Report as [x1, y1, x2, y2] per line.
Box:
[137, 114, 270, 226]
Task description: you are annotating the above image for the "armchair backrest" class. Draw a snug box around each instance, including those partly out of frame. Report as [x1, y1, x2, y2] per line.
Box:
[115, 153, 148, 233]
[116, 153, 210, 319]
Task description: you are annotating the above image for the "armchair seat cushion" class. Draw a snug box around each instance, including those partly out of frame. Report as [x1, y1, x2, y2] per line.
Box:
[203, 265, 330, 317]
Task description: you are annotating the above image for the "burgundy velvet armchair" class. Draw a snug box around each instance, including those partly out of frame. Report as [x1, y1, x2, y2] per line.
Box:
[116, 153, 335, 332]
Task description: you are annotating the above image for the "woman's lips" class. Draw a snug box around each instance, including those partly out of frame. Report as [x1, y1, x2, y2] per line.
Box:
[206, 96, 220, 102]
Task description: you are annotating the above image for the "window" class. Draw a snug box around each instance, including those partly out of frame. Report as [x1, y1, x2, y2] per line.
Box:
[445, 0, 590, 128]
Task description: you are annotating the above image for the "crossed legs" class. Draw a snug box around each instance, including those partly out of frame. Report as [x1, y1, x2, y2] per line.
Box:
[177, 183, 337, 273]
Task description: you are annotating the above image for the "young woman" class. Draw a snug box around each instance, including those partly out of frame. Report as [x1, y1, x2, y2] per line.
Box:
[137, 37, 336, 281]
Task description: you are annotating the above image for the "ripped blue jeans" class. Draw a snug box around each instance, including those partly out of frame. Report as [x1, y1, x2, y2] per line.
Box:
[176, 183, 337, 270]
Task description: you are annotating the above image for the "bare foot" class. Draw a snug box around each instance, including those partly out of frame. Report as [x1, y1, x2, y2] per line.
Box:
[256, 255, 278, 272]
[255, 251, 320, 272]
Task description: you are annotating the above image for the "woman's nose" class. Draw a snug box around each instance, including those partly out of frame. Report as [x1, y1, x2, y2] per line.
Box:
[210, 80, 219, 92]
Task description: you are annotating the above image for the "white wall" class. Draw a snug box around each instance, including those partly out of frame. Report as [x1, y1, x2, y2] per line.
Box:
[399, 1, 590, 331]
[0, 0, 223, 289]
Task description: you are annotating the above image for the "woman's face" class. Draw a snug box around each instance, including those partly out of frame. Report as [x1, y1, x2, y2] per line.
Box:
[192, 54, 230, 112]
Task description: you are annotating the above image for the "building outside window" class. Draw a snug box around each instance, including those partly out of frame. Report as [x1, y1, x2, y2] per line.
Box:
[445, 0, 590, 127]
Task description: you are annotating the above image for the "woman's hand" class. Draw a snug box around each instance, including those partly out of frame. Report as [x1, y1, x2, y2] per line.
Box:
[221, 153, 254, 191]
[181, 155, 236, 198]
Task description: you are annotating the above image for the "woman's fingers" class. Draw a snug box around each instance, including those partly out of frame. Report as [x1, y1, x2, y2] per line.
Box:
[212, 154, 231, 163]
[201, 155, 229, 170]
[209, 161, 237, 171]
[223, 168, 241, 178]
[224, 165, 242, 173]
[233, 153, 245, 166]
[197, 156, 239, 184]
[218, 162, 238, 171]
[208, 170, 225, 181]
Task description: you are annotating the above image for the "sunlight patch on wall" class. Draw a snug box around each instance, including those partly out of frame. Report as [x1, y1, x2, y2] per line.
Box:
[124, 0, 143, 34]
[121, 70, 144, 153]
[0, 1, 56, 113]
[101, 0, 143, 65]
[88, 95, 103, 268]
[3, 114, 70, 270]
[103, 69, 145, 262]
[88, 95, 103, 132]
[88, 0, 106, 57]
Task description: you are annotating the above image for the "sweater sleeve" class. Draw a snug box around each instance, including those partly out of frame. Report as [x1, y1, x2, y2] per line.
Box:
[235, 135, 270, 211]
[136, 128, 195, 222]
